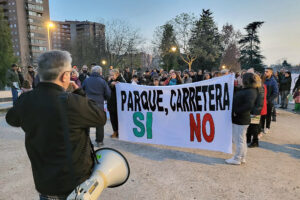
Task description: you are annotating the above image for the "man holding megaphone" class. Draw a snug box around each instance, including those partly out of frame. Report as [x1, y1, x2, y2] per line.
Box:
[6, 51, 129, 200]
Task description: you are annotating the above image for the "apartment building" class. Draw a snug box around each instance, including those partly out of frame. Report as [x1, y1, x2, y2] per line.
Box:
[51, 20, 105, 51]
[0, 0, 50, 66]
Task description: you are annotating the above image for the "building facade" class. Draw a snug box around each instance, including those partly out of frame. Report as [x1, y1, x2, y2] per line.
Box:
[51, 20, 105, 51]
[0, 0, 50, 66]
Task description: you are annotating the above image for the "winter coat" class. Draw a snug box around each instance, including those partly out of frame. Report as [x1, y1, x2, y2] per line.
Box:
[123, 71, 132, 83]
[251, 86, 265, 115]
[168, 79, 177, 85]
[107, 75, 126, 112]
[5, 82, 106, 195]
[24, 71, 36, 87]
[71, 77, 81, 88]
[82, 72, 111, 109]
[260, 84, 268, 115]
[6, 69, 20, 88]
[264, 76, 279, 104]
[280, 76, 292, 92]
[232, 88, 257, 125]
[78, 72, 90, 83]
[183, 77, 193, 84]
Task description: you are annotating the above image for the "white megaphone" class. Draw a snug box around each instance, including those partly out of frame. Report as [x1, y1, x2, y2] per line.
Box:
[67, 148, 130, 200]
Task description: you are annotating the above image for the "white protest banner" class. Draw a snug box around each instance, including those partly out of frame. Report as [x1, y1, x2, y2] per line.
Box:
[116, 74, 234, 153]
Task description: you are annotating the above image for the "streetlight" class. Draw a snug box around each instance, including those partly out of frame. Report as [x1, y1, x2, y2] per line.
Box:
[170, 46, 177, 52]
[221, 65, 226, 69]
[101, 60, 107, 66]
[47, 22, 54, 50]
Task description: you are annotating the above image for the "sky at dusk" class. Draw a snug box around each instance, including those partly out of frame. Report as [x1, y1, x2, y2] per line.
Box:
[49, 0, 300, 65]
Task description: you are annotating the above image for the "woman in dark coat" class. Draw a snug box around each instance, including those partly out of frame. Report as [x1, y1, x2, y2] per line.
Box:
[246, 74, 266, 148]
[226, 73, 258, 165]
[107, 69, 126, 138]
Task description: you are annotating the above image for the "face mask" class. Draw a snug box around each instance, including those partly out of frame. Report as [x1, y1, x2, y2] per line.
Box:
[82, 70, 87, 73]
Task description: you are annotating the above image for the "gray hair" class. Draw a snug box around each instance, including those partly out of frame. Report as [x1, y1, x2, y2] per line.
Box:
[91, 65, 102, 74]
[37, 50, 72, 81]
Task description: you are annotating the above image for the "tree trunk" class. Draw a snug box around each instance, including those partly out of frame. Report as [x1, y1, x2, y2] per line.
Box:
[188, 62, 192, 71]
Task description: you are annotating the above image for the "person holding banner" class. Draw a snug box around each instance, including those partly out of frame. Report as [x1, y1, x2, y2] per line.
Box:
[108, 69, 126, 138]
[226, 73, 258, 165]
[246, 74, 266, 148]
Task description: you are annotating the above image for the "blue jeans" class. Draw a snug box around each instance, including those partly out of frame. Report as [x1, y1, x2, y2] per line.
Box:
[11, 87, 18, 105]
[280, 90, 289, 108]
[39, 194, 68, 200]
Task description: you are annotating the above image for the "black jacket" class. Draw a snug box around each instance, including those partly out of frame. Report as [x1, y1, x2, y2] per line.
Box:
[78, 72, 90, 83]
[232, 88, 257, 125]
[293, 75, 300, 93]
[6, 82, 106, 195]
[107, 75, 126, 112]
[280, 76, 291, 91]
[251, 86, 265, 115]
[123, 71, 132, 83]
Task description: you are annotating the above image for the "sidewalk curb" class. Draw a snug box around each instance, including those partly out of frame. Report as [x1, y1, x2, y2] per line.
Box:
[0, 107, 12, 113]
[0, 98, 12, 102]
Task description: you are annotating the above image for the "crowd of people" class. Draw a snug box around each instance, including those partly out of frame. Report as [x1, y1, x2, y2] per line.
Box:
[4, 50, 300, 199]
[5, 53, 300, 157]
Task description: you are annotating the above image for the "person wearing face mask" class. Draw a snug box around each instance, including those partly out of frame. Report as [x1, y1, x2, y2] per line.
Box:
[107, 69, 126, 138]
[79, 65, 90, 83]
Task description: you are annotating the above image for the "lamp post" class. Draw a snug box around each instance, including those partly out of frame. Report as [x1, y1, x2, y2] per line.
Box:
[101, 60, 107, 66]
[47, 22, 54, 50]
[170, 46, 177, 53]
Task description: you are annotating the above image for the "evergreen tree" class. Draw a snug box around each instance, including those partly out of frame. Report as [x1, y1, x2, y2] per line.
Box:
[159, 23, 179, 71]
[189, 9, 223, 71]
[0, 7, 17, 89]
[239, 21, 265, 72]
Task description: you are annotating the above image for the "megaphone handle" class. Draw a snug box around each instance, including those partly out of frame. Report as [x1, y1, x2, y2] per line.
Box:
[87, 174, 106, 200]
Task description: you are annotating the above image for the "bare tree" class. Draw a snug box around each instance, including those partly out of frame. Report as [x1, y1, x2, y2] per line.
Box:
[220, 24, 242, 72]
[105, 19, 143, 69]
[171, 13, 197, 71]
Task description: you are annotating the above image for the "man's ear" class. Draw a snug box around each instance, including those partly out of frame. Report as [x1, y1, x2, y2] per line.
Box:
[61, 72, 68, 83]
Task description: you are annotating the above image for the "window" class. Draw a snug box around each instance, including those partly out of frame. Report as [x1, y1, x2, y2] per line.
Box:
[28, 4, 44, 11]
[12, 2, 15, 5]
[29, 25, 43, 31]
[32, 46, 47, 51]
[28, 11, 42, 17]
[31, 39, 47, 45]
[36, 0, 43, 4]
[14, 24, 17, 28]
[16, 52, 20, 56]
[30, 32, 46, 38]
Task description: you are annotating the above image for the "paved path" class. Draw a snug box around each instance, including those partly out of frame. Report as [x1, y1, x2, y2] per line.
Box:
[0, 109, 299, 200]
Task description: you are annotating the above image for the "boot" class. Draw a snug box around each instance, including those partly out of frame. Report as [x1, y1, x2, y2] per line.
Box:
[111, 131, 119, 138]
[248, 142, 259, 148]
